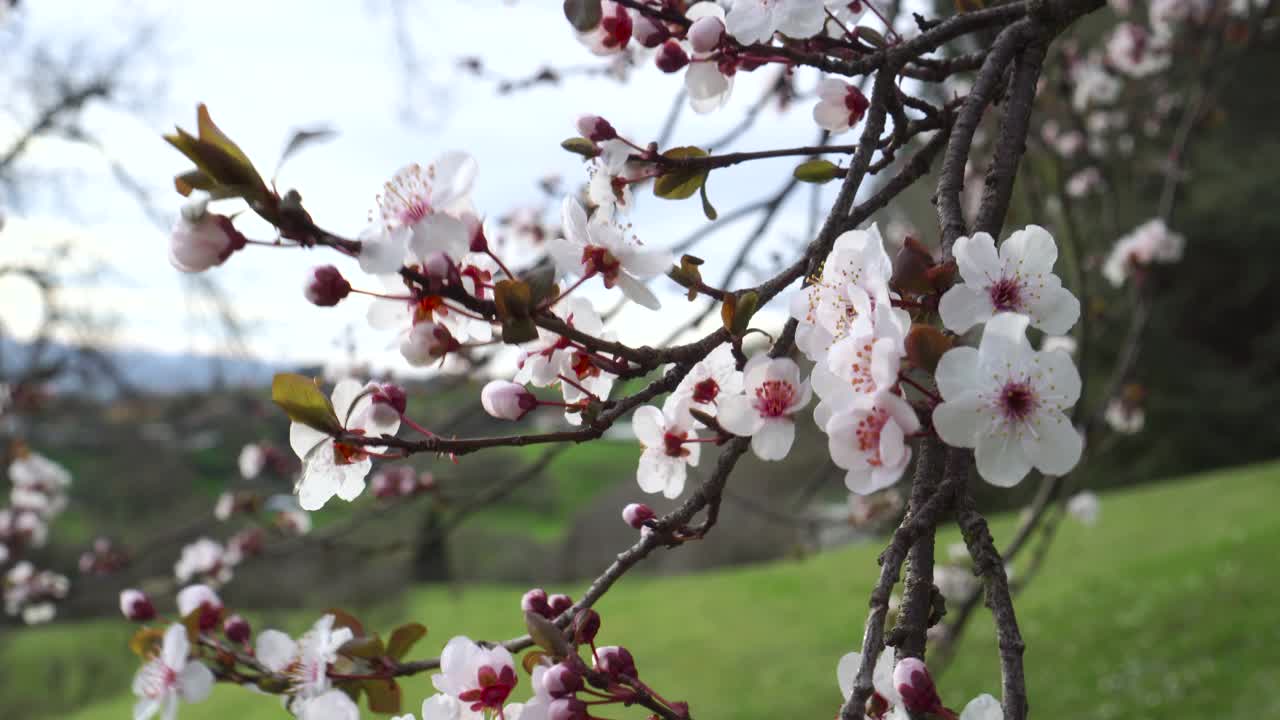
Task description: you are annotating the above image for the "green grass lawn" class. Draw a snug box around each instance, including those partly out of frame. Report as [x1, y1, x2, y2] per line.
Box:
[13, 460, 1279, 719]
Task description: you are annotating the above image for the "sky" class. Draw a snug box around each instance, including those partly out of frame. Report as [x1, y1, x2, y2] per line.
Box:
[0, 0, 910, 375]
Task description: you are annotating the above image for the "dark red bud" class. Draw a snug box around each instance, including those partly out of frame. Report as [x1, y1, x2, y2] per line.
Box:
[655, 40, 690, 73]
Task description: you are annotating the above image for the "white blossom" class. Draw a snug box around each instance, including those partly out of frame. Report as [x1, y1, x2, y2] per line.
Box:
[933, 313, 1083, 487]
[1102, 218, 1185, 286]
[813, 78, 870, 134]
[169, 195, 242, 273]
[634, 396, 701, 499]
[670, 344, 744, 417]
[1106, 23, 1170, 78]
[1104, 398, 1145, 434]
[290, 379, 402, 511]
[174, 539, 233, 585]
[432, 636, 519, 713]
[132, 624, 214, 720]
[1070, 54, 1120, 112]
[297, 690, 361, 720]
[718, 355, 812, 461]
[587, 140, 642, 216]
[940, 225, 1080, 336]
[836, 647, 899, 706]
[789, 224, 896, 361]
[551, 196, 671, 310]
[685, 3, 734, 113]
[726, 0, 826, 45]
[360, 152, 478, 274]
[826, 388, 920, 495]
[1067, 491, 1101, 526]
[237, 444, 265, 479]
[256, 614, 354, 700]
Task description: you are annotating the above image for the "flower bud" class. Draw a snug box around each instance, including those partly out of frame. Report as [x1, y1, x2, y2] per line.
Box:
[576, 115, 618, 142]
[522, 588, 551, 618]
[571, 608, 601, 646]
[548, 593, 574, 616]
[632, 12, 669, 47]
[119, 589, 156, 622]
[543, 662, 584, 698]
[223, 614, 252, 643]
[688, 15, 724, 54]
[621, 503, 656, 529]
[655, 40, 690, 73]
[176, 584, 223, 631]
[549, 697, 589, 720]
[169, 197, 247, 273]
[304, 265, 352, 307]
[594, 645, 637, 679]
[893, 657, 945, 715]
[400, 322, 459, 366]
[481, 381, 539, 421]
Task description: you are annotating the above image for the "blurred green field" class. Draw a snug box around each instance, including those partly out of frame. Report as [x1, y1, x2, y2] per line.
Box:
[8, 460, 1278, 720]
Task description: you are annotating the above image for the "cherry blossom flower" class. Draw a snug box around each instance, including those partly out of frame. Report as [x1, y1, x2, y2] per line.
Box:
[577, 1, 633, 56]
[1104, 397, 1145, 434]
[360, 152, 478, 274]
[837, 647, 900, 711]
[551, 196, 671, 309]
[1070, 54, 1120, 112]
[1102, 218, 1185, 287]
[826, 388, 921, 494]
[726, 0, 826, 45]
[933, 313, 1083, 487]
[482, 380, 539, 421]
[131, 624, 214, 720]
[1106, 22, 1170, 78]
[1066, 167, 1103, 198]
[432, 636, 519, 714]
[789, 224, 895, 361]
[174, 538, 233, 585]
[718, 355, 812, 461]
[121, 589, 157, 622]
[290, 378, 402, 511]
[1067, 491, 1101, 526]
[175, 585, 223, 631]
[813, 78, 870, 134]
[670, 344, 744, 418]
[587, 140, 648, 217]
[959, 694, 1003, 720]
[939, 225, 1080, 336]
[634, 396, 701, 498]
[810, 302, 909, 428]
[256, 614, 354, 699]
[688, 13, 726, 53]
[515, 296, 616, 421]
[419, 693, 483, 720]
[1040, 335, 1077, 356]
[684, 3, 734, 114]
[238, 444, 265, 479]
[297, 689, 361, 720]
[168, 195, 246, 273]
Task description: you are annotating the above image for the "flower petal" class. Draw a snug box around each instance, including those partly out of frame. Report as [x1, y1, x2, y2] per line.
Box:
[751, 419, 795, 461]
[1022, 411, 1083, 477]
[953, 232, 1001, 285]
[939, 284, 992, 335]
[976, 429, 1033, 487]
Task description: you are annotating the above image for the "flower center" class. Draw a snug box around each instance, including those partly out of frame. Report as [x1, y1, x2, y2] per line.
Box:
[854, 408, 891, 466]
[581, 245, 622, 285]
[333, 441, 368, 466]
[569, 351, 600, 380]
[753, 380, 797, 418]
[662, 431, 690, 458]
[413, 295, 448, 324]
[459, 665, 517, 712]
[988, 276, 1024, 312]
[997, 381, 1039, 422]
[691, 378, 720, 404]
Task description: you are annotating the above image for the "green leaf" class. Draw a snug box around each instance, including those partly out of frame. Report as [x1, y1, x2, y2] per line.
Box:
[793, 159, 842, 183]
[271, 374, 341, 434]
[700, 181, 718, 220]
[654, 146, 709, 200]
[386, 623, 428, 662]
[363, 679, 403, 714]
[338, 634, 386, 660]
[563, 0, 603, 32]
[561, 137, 600, 158]
[174, 169, 217, 197]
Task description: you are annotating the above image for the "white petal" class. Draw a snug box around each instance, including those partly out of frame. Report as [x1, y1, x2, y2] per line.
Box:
[932, 391, 986, 449]
[934, 347, 982, 401]
[879, 418, 906, 467]
[836, 651, 859, 700]
[431, 151, 479, 210]
[717, 394, 764, 436]
[953, 233, 1002, 285]
[751, 420, 795, 461]
[1028, 284, 1080, 336]
[618, 247, 674, 278]
[1035, 345, 1082, 407]
[725, 4, 773, 44]
[813, 100, 850, 133]
[1001, 224, 1057, 276]
[615, 272, 662, 310]
[873, 647, 899, 704]
[939, 284, 992, 335]
[410, 214, 469, 260]
[358, 226, 410, 274]
[290, 423, 329, 461]
[161, 624, 190, 671]
[255, 630, 299, 672]
[330, 379, 366, 422]
[177, 661, 214, 703]
[976, 429, 1033, 487]
[632, 405, 667, 448]
[959, 693, 1004, 720]
[777, 0, 826, 37]
[561, 195, 590, 245]
[1022, 411, 1083, 476]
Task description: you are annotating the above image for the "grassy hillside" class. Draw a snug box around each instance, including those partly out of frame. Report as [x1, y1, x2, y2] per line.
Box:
[12, 460, 1278, 720]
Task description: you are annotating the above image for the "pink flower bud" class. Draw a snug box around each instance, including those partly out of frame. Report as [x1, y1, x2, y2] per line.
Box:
[571, 608, 601, 646]
[522, 588, 551, 617]
[543, 662, 584, 698]
[400, 322, 459, 366]
[304, 265, 351, 306]
[169, 198, 247, 273]
[633, 13, 669, 47]
[621, 503, 656, 529]
[223, 614, 251, 643]
[594, 645, 636, 679]
[119, 589, 156, 621]
[576, 115, 618, 142]
[548, 593, 573, 616]
[549, 697, 589, 720]
[599, 2, 633, 49]
[688, 15, 724, 54]
[655, 40, 690, 73]
[893, 657, 945, 715]
[481, 381, 538, 421]
[176, 584, 223, 631]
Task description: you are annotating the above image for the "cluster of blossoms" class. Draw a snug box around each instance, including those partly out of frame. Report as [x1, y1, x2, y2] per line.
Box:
[837, 649, 1001, 720]
[1, 448, 74, 623]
